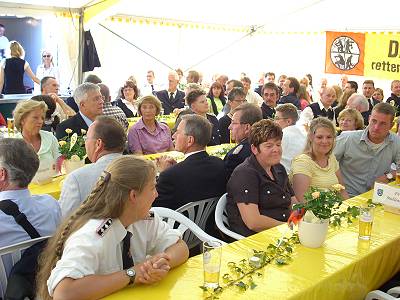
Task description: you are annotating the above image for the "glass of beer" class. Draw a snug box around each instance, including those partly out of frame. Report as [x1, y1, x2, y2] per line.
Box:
[359, 206, 374, 240]
[203, 241, 222, 289]
[7, 118, 15, 136]
[396, 162, 400, 185]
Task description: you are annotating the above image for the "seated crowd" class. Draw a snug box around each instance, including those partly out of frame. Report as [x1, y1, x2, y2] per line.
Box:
[1, 70, 400, 299]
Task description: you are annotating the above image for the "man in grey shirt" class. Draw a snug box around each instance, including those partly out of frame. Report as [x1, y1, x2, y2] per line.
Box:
[334, 103, 400, 197]
[59, 116, 126, 217]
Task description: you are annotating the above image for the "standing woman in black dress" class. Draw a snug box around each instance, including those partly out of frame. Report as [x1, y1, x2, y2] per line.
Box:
[0, 41, 40, 94]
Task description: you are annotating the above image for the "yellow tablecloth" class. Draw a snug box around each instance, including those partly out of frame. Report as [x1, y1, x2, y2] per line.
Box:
[104, 189, 400, 300]
[28, 175, 65, 200]
[28, 144, 235, 200]
[143, 144, 235, 161]
[127, 116, 176, 131]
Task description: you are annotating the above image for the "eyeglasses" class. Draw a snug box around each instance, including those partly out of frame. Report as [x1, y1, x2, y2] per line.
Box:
[231, 122, 246, 126]
[42, 55, 51, 58]
[273, 117, 289, 121]
[232, 100, 246, 103]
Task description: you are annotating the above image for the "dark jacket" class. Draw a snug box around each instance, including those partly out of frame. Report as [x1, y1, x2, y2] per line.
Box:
[156, 90, 185, 115]
[218, 114, 231, 144]
[261, 103, 276, 120]
[154, 151, 227, 210]
[308, 102, 335, 121]
[56, 113, 88, 140]
[113, 99, 138, 118]
[278, 93, 301, 109]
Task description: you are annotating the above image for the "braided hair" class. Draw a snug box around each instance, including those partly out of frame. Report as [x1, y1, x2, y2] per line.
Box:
[36, 156, 156, 300]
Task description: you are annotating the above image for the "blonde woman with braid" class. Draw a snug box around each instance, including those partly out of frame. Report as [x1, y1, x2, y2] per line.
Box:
[36, 156, 189, 300]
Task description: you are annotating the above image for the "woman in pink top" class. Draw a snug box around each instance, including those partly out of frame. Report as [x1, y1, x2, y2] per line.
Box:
[128, 95, 174, 154]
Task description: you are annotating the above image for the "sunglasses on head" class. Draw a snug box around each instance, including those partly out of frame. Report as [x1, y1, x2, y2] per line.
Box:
[42, 55, 51, 58]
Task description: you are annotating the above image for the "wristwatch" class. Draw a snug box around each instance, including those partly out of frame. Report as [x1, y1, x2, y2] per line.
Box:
[125, 268, 136, 285]
[386, 172, 394, 181]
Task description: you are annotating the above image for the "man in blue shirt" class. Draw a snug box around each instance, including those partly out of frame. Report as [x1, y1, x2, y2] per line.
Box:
[0, 138, 61, 294]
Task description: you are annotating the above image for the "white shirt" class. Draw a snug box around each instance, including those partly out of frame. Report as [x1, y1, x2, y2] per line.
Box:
[122, 99, 139, 116]
[246, 90, 263, 106]
[47, 215, 181, 295]
[280, 125, 307, 174]
[59, 153, 122, 218]
[34, 64, 60, 95]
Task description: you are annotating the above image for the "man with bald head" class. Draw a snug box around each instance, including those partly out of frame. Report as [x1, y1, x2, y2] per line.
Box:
[99, 83, 128, 130]
[346, 93, 370, 125]
[156, 71, 185, 115]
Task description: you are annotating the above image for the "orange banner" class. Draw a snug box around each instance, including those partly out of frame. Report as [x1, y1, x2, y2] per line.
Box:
[325, 31, 365, 76]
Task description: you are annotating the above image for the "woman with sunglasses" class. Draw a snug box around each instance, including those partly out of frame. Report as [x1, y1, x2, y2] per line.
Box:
[34, 50, 60, 94]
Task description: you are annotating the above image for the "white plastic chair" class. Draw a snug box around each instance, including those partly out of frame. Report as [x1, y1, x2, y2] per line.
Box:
[0, 236, 50, 299]
[215, 193, 245, 240]
[151, 207, 225, 248]
[365, 287, 400, 300]
[176, 197, 219, 249]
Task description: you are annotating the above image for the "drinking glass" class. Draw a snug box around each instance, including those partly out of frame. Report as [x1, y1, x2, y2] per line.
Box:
[7, 118, 15, 136]
[359, 206, 374, 240]
[203, 241, 222, 289]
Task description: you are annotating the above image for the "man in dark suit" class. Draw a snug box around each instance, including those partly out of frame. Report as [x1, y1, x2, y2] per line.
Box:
[56, 82, 103, 140]
[362, 80, 379, 112]
[156, 71, 185, 115]
[154, 114, 227, 210]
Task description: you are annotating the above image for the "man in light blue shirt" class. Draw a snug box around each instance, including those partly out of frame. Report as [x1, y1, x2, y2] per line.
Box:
[59, 116, 126, 218]
[334, 103, 400, 197]
[0, 138, 61, 295]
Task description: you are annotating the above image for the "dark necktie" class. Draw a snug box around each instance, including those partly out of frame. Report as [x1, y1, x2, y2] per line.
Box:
[151, 84, 154, 92]
[122, 231, 133, 269]
[169, 92, 174, 102]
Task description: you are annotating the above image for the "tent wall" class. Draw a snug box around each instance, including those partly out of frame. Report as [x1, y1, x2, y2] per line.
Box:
[90, 19, 393, 98]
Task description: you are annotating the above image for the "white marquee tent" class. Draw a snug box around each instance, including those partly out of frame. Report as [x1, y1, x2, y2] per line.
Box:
[1, 0, 399, 95]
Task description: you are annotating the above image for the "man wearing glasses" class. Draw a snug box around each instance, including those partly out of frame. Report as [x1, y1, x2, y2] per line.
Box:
[261, 82, 280, 120]
[218, 87, 246, 143]
[56, 83, 103, 140]
[224, 103, 262, 179]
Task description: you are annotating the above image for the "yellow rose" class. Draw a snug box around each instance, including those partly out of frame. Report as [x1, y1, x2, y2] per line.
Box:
[65, 128, 73, 134]
[81, 129, 87, 135]
[70, 154, 81, 162]
[311, 191, 320, 199]
[58, 141, 67, 146]
[332, 184, 345, 192]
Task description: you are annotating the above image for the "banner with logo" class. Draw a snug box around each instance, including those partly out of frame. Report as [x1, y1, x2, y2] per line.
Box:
[325, 31, 400, 80]
[325, 31, 365, 76]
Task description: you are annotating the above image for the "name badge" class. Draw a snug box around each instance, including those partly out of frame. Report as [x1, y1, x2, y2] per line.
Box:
[373, 182, 400, 214]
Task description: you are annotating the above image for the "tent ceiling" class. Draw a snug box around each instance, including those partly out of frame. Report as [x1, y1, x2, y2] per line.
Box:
[1, 0, 400, 30]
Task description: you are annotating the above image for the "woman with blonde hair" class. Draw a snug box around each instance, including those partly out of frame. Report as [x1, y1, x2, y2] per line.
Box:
[334, 89, 355, 118]
[36, 156, 189, 300]
[0, 41, 40, 94]
[337, 108, 364, 133]
[13, 99, 60, 183]
[291, 117, 349, 202]
[128, 95, 174, 154]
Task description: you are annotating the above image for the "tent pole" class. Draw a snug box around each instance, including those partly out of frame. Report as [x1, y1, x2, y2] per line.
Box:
[78, 8, 84, 84]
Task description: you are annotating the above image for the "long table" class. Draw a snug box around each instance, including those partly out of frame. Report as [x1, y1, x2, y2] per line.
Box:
[28, 144, 235, 199]
[103, 189, 400, 300]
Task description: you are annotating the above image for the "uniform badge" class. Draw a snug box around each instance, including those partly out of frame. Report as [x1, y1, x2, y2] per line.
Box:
[232, 144, 243, 155]
[96, 218, 113, 236]
[145, 211, 155, 220]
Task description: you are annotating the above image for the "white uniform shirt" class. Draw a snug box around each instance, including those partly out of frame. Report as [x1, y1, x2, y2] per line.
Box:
[280, 125, 307, 174]
[47, 215, 181, 295]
